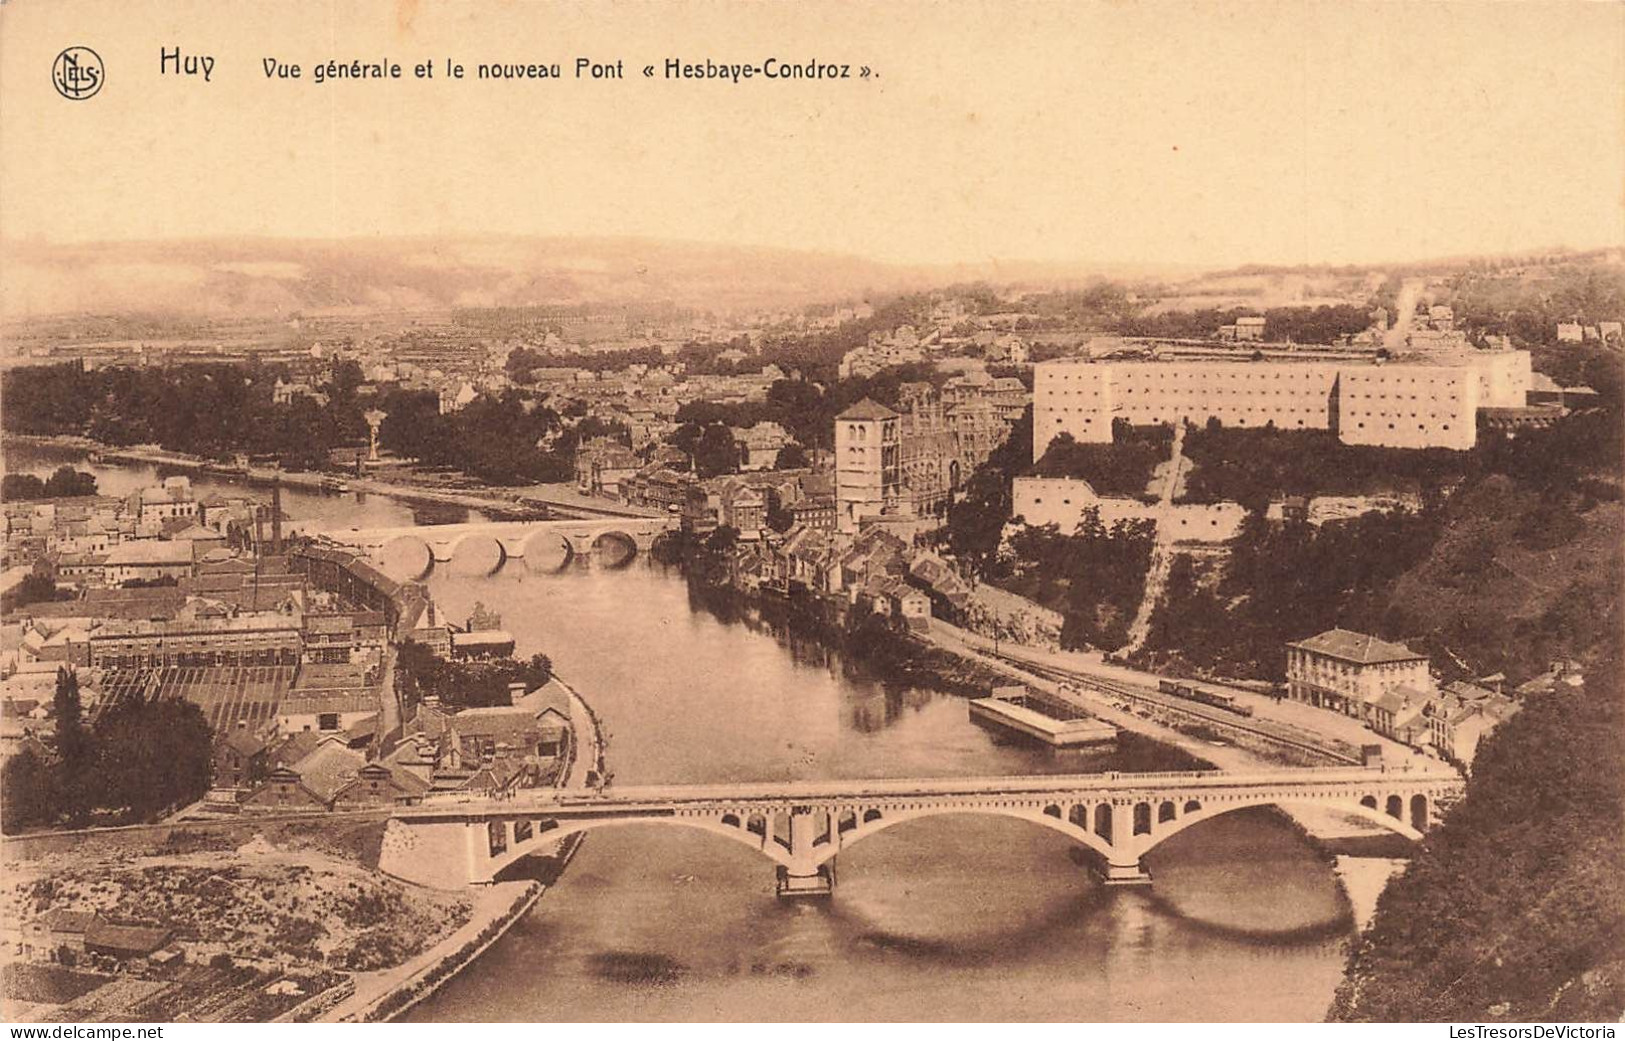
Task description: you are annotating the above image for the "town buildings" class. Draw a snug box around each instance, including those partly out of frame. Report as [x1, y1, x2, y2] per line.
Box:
[1032, 348, 1533, 457]
[835, 399, 902, 533]
[1285, 627, 1522, 769]
[1286, 628, 1432, 716]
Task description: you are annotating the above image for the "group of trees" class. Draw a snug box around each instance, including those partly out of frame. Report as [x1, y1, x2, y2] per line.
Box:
[1, 361, 371, 472]
[1, 466, 99, 502]
[395, 641, 554, 714]
[377, 389, 575, 486]
[1032, 423, 1173, 499]
[1178, 423, 1470, 510]
[1330, 663, 1625, 1022]
[661, 363, 945, 466]
[1117, 304, 1375, 344]
[1141, 507, 1444, 680]
[505, 344, 667, 382]
[1143, 396, 1624, 684]
[1, 670, 213, 833]
[1002, 509, 1157, 652]
[1446, 264, 1625, 347]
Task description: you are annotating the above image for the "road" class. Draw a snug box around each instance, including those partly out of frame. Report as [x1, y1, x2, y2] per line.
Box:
[1123, 421, 1188, 653]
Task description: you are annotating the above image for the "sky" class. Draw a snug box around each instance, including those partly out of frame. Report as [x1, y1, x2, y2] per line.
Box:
[1, 0, 1622, 270]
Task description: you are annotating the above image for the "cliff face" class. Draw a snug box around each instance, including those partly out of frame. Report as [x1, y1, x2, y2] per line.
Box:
[1379, 473, 1622, 683]
[1328, 670, 1625, 1023]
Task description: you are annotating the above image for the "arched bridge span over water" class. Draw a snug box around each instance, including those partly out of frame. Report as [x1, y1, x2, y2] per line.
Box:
[316, 516, 678, 579]
[378, 766, 1463, 896]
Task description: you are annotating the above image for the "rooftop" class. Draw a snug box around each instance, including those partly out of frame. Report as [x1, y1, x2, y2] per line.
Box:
[837, 398, 899, 422]
[1290, 628, 1427, 666]
[103, 541, 194, 567]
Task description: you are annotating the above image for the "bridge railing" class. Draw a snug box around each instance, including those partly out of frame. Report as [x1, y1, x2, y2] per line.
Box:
[405, 763, 1461, 813]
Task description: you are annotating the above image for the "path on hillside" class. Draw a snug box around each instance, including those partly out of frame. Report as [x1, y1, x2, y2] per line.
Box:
[1123, 422, 1187, 653]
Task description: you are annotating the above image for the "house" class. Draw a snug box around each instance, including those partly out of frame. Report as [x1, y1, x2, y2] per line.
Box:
[1285, 628, 1430, 717]
[1234, 316, 1267, 341]
[1427, 690, 1521, 769]
[242, 765, 329, 811]
[446, 704, 569, 766]
[130, 476, 199, 532]
[1556, 322, 1583, 343]
[1367, 685, 1429, 743]
[279, 691, 378, 737]
[245, 736, 367, 811]
[450, 629, 517, 660]
[32, 910, 98, 959]
[894, 585, 932, 629]
[330, 760, 430, 808]
[575, 438, 641, 497]
[214, 726, 268, 789]
[736, 422, 794, 471]
[787, 495, 835, 531]
[717, 482, 767, 536]
[278, 662, 379, 735]
[102, 540, 194, 586]
[84, 921, 174, 965]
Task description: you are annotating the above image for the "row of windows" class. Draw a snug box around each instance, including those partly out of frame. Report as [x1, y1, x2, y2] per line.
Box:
[1351, 422, 1453, 432]
[1346, 392, 1460, 402]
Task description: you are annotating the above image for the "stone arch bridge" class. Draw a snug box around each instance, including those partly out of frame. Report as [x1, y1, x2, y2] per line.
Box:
[316, 516, 677, 579]
[379, 766, 1462, 896]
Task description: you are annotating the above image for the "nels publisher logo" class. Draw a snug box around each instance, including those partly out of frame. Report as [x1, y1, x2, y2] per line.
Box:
[52, 46, 104, 100]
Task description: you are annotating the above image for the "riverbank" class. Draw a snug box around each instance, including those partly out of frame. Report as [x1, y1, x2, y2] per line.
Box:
[324, 668, 608, 1022]
[1, 432, 659, 523]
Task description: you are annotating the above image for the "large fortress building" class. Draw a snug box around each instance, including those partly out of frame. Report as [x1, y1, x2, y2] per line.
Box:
[1033, 349, 1531, 458]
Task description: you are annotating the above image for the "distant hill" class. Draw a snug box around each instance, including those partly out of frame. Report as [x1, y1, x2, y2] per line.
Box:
[0, 236, 1200, 322]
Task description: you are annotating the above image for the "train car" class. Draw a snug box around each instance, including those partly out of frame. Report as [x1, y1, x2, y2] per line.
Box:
[1194, 685, 1255, 717]
[1158, 678, 1180, 695]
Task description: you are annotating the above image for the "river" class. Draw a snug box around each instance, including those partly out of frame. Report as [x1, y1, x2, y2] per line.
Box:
[8, 445, 1356, 1022]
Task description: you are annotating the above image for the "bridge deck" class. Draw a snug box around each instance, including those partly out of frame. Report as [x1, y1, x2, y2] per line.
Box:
[319, 516, 676, 541]
[397, 765, 1461, 818]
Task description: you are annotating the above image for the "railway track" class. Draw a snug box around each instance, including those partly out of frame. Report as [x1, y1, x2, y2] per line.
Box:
[976, 648, 1364, 765]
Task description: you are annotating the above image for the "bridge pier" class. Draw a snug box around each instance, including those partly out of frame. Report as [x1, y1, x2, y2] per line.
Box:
[778, 808, 834, 900]
[1100, 859, 1153, 887]
[1100, 803, 1153, 886]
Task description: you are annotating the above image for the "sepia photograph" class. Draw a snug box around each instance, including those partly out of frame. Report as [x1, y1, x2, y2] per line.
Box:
[0, 0, 1621, 1029]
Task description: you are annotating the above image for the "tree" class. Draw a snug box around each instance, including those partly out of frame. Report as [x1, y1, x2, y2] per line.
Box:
[51, 669, 93, 823]
[93, 699, 213, 819]
[42, 466, 98, 498]
[945, 407, 1033, 577]
[774, 444, 810, 470]
[0, 747, 55, 833]
[1, 473, 46, 501]
[11, 573, 60, 608]
[705, 525, 739, 553]
[1330, 671, 1625, 1022]
[693, 424, 743, 478]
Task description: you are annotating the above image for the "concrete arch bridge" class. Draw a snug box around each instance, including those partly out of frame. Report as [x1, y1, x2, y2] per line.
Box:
[378, 766, 1462, 896]
[316, 516, 677, 579]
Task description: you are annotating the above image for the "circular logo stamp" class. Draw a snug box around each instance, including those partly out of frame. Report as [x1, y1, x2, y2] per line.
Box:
[53, 46, 104, 100]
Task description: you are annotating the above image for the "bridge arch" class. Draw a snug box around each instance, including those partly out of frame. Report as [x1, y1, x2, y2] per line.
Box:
[482, 814, 797, 880]
[441, 532, 507, 576]
[377, 534, 434, 581]
[522, 529, 574, 572]
[1135, 794, 1425, 860]
[589, 530, 639, 568]
[809, 804, 1122, 869]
